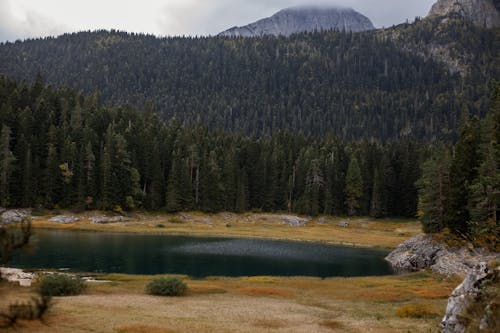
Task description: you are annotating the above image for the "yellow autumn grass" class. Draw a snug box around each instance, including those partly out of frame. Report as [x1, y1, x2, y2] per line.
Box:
[0, 271, 461, 333]
[32, 211, 422, 249]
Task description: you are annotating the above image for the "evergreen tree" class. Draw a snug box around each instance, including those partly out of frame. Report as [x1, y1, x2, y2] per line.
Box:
[445, 116, 481, 235]
[345, 157, 363, 216]
[416, 146, 451, 233]
[0, 126, 15, 206]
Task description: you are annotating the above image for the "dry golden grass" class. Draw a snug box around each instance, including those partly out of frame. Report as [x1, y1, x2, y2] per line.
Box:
[396, 302, 441, 318]
[319, 320, 345, 330]
[32, 211, 423, 249]
[114, 324, 176, 333]
[237, 287, 295, 298]
[0, 271, 461, 333]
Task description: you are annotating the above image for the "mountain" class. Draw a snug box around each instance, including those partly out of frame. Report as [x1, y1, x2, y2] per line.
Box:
[428, 0, 500, 28]
[219, 6, 374, 37]
[0, 2, 497, 141]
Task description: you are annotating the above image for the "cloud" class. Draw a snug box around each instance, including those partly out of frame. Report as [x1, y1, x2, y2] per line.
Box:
[0, 0, 67, 42]
[0, 0, 437, 41]
[157, 0, 436, 36]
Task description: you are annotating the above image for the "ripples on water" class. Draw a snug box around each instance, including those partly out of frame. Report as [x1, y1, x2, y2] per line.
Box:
[12, 230, 393, 278]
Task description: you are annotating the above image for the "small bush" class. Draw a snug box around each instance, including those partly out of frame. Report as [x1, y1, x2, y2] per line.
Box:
[146, 277, 187, 296]
[39, 274, 86, 297]
[396, 303, 439, 319]
[168, 217, 184, 224]
[155, 224, 166, 228]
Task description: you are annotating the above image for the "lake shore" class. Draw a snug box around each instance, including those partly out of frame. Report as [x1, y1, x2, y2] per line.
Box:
[29, 211, 422, 249]
[2, 211, 457, 333]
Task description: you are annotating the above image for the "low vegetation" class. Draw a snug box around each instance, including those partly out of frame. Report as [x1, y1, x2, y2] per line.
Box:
[0, 271, 459, 333]
[396, 302, 441, 319]
[146, 277, 187, 297]
[39, 274, 86, 297]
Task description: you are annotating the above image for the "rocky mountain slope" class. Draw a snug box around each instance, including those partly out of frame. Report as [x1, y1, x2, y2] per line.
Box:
[428, 0, 500, 28]
[219, 6, 374, 37]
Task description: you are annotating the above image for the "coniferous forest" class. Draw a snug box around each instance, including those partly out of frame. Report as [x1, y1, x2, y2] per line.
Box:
[0, 76, 422, 217]
[0, 16, 498, 244]
[0, 16, 498, 141]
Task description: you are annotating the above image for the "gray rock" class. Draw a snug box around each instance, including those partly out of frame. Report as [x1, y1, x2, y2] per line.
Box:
[219, 5, 374, 37]
[280, 215, 310, 227]
[0, 209, 31, 224]
[338, 221, 350, 228]
[49, 215, 80, 224]
[441, 263, 499, 333]
[178, 213, 213, 225]
[90, 216, 130, 224]
[385, 235, 499, 276]
[428, 0, 500, 28]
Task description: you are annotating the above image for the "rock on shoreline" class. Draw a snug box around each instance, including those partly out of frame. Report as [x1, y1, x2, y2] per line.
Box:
[441, 263, 499, 333]
[385, 235, 499, 276]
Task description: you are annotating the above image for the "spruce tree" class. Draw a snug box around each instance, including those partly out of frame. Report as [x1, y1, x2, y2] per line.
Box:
[416, 146, 451, 233]
[446, 116, 481, 235]
[0, 125, 15, 207]
[345, 157, 363, 216]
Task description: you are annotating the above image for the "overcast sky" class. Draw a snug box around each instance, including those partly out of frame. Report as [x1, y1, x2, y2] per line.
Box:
[0, 0, 436, 42]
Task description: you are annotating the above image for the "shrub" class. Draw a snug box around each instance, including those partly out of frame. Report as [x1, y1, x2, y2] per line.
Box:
[146, 277, 187, 296]
[39, 274, 86, 297]
[155, 224, 166, 228]
[396, 303, 439, 319]
[168, 217, 184, 224]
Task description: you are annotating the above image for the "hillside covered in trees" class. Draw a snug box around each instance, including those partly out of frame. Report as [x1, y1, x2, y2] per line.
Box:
[0, 76, 422, 217]
[0, 15, 497, 141]
[418, 82, 500, 247]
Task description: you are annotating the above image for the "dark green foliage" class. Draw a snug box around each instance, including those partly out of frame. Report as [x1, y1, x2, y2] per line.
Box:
[418, 83, 500, 245]
[0, 76, 424, 217]
[0, 23, 497, 141]
[345, 157, 363, 216]
[39, 274, 86, 297]
[416, 146, 451, 233]
[446, 116, 482, 235]
[146, 277, 187, 296]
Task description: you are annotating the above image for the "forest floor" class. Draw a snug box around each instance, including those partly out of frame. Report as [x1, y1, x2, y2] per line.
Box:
[1, 271, 460, 333]
[31, 211, 422, 249]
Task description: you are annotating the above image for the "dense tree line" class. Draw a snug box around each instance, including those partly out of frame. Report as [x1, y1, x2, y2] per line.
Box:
[0, 76, 421, 216]
[0, 18, 497, 141]
[418, 83, 499, 246]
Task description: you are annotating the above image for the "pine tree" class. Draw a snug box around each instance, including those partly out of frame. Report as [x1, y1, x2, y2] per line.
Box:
[467, 84, 500, 238]
[416, 146, 451, 233]
[345, 157, 363, 216]
[446, 116, 481, 235]
[0, 125, 15, 207]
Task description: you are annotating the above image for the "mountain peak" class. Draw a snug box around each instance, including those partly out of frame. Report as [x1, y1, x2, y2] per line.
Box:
[219, 5, 374, 37]
[428, 0, 500, 28]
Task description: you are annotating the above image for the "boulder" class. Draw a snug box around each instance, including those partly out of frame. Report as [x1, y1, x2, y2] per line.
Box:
[49, 215, 80, 224]
[385, 235, 499, 276]
[0, 209, 31, 224]
[441, 263, 499, 332]
[280, 215, 310, 227]
[0, 267, 36, 287]
[90, 216, 131, 224]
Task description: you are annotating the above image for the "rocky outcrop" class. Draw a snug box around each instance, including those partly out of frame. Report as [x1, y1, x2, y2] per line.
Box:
[428, 0, 500, 28]
[0, 209, 31, 224]
[385, 235, 500, 276]
[441, 263, 499, 333]
[89, 216, 131, 224]
[279, 215, 310, 227]
[49, 215, 80, 224]
[219, 6, 374, 37]
[0, 267, 36, 287]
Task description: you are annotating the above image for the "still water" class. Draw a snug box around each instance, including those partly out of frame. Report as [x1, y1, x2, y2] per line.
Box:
[11, 230, 393, 278]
